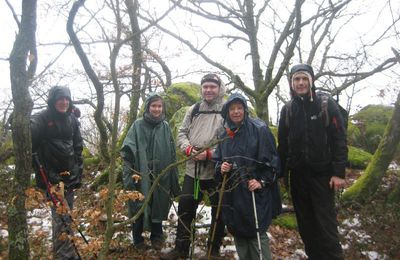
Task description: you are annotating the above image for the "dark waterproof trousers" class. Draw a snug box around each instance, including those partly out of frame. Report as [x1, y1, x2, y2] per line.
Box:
[51, 189, 80, 260]
[175, 175, 225, 254]
[290, 167, 344, 260]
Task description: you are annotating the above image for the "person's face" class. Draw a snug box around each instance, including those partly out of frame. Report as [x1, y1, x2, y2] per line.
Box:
[201, 82, 219, 103]
[149, 99, 163, 118]
[228, 101, 245, 126]
[292, 73, 311, 96]
[54, 97, 70, 113]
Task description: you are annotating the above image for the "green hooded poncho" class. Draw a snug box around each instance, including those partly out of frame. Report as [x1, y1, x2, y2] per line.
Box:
[120, 93, 180, 230]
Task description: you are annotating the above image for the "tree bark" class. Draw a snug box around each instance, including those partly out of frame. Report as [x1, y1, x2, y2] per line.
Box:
[342, 89, 400, 204]
[8, 0, 37, 258]
[125, 0, 142, 129]
[67, 0, 110, 163]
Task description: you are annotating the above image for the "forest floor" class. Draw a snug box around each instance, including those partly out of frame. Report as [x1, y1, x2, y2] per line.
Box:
[0, 165, 399, 259]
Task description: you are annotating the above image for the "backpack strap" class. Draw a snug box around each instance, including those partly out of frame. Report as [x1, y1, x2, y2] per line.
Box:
[190, 102, 221, 123]
[285, 100, 293, 128]
[319, 94, 330, 127]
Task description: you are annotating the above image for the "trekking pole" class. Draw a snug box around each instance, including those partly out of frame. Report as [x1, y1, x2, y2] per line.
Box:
[207, 173, 227, 259]
[32, 153, 90, 258]
[194, 161, 200, 200]
[251, 190, 263, 260]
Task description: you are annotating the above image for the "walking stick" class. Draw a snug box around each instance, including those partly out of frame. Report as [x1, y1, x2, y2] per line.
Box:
[207, 173, 227, 259]
[32, 153, 90, 259]
[251, 190, 262, 260]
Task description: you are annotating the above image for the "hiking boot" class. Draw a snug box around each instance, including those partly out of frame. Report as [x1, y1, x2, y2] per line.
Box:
[151, 238, 164, 251]
[160, 248, 188, 260]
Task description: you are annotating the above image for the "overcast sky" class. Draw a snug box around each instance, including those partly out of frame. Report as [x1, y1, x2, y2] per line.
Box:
[1, 0, 399, 124]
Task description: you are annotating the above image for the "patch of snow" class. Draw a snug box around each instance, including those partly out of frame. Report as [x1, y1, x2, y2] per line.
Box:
[91, 171, 102, 177]
[342, 216, 361, 228]
[362, 250, 388, 260]
[388, 161, 399, 170]
[345, 229, 371, 244]
[285, 249, 307, 259]
[0, 229, 8, 238]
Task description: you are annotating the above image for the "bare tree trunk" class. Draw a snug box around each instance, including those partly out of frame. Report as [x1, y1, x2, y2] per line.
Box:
[125, 0, 142, 128]
[8, 0, 37, 258]
[342, 89, 400, 204]
[67, 0, 110, 163]
[99, 1, 124, 256]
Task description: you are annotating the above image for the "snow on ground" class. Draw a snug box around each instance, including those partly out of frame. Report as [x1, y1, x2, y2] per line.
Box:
[1, 196, 389, 259]
[388, 161, 399, 170]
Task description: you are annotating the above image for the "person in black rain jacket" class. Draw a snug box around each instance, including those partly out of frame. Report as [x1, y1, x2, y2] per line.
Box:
[278, 64, 347, 260]
[31, 85, 83, 260]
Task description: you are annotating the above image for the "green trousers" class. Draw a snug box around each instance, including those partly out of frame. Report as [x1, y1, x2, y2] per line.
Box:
[234, 232, 272, 260]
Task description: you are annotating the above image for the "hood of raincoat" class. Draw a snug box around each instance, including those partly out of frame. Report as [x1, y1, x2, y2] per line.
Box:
[221, 93, 249, 129]
[143, 93, 166, 125]
[47, 86, 73, 116]
[289, 63, 316, 98]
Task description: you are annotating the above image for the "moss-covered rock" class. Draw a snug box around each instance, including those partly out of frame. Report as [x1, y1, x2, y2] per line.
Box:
[347, 146, 373, 169]
[347, 121, 362, 147]
[272, 214, 297, 229]
[164, 82, 201, 120]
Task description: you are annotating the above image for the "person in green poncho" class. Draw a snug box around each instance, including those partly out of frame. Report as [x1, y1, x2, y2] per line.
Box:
[121, 93, 180, 251]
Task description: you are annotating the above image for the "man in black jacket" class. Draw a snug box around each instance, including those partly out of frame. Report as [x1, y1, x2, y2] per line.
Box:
[278, 64, 347, 260]
[31, 86, 83, 260]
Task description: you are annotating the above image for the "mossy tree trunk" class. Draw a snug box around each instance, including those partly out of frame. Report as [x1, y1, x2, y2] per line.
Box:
[8, 0, 37, 258]
[342, 89, 400, 204]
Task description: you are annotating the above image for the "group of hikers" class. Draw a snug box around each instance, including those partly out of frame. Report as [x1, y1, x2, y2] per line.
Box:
[31, 63, 347, 260]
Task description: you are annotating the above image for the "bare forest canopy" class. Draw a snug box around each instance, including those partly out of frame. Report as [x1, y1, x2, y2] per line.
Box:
[2, 0, 400, 259]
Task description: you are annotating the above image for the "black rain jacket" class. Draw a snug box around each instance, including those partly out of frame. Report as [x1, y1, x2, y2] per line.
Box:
[278, 94, 347, 178]
[31, 86, 83, 190]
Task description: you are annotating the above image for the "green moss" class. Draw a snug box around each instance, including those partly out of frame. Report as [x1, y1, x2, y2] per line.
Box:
[164, 82, 201, 120]
[269, 126, 278, 143]
[342, 144, 384, 203]
[348, 146, 372, 169]
[347, 122, 361, 147]
[272, 214, 297, 229]
[82, 147, 92, 158]
[84, 156, 101, 168]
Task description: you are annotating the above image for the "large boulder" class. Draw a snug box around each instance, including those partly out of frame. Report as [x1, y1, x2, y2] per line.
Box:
[348, 145, 372, 169]
[164, 82, 201, 120]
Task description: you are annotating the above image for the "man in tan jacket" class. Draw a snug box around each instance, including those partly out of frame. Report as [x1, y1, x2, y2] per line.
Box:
[161, 73, 226, 259]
